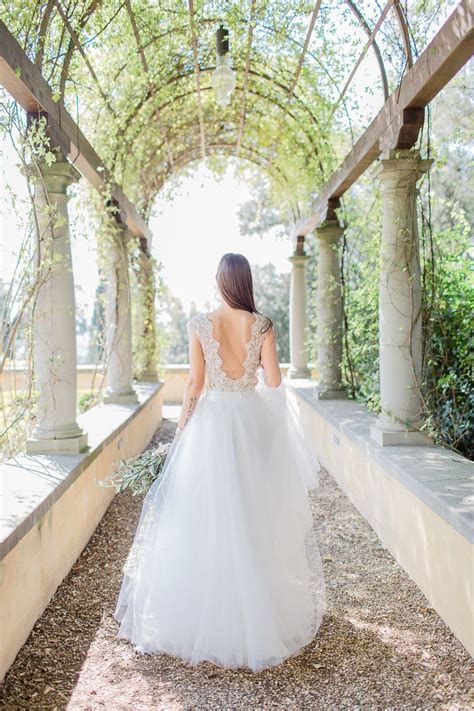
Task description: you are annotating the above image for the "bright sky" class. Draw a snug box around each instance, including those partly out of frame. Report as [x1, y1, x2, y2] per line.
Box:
[150, 164, 292, 312]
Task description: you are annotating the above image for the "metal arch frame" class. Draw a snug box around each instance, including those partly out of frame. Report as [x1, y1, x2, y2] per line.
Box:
[148, 142, 294, 199]
[110, 64, 332, 170]
[125, 6, 412, 75]
[249, 22, 361, 143]
[344, 0, 389, 100]
[53, 1, 116, 116]
[127, 78, 326, 155]
[55, 0, 102, 99]
[113, 63, 329, 140]
[235, 0, 258, 157]
[122, 100, 318, 189]
[187, 0, 207, 159]
[111, 82, 328, 181]
[103, 13, 392, 131]
[286, 0, 323, 99]
[392, 0, 413, 67]
[45, 0, 413, 146]
[123, 0, 175, 169]
[112, 17, 367, 131]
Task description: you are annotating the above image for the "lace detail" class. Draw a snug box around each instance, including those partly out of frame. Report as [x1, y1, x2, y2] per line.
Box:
[188, 312, 267, 392]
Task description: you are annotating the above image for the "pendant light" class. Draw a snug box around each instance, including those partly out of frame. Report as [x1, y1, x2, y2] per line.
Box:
[211, 24, 236, 107]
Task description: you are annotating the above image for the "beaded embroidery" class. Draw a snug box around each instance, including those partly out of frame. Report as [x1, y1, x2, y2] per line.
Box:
[188, 312, 267, 391]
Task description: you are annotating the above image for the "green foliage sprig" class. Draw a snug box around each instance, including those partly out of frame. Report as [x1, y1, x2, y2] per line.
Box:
[96, 442, 171, 497]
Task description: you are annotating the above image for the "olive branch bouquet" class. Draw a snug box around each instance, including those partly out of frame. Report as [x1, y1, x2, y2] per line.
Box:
[96, 442, 172, 496]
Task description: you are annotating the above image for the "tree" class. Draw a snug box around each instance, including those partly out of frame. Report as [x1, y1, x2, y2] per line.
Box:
[158, 290, 189, 364]
[251, 263, 290, 363]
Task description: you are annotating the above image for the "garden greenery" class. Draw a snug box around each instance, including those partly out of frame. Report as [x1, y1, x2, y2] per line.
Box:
[0, 1, 471, 457]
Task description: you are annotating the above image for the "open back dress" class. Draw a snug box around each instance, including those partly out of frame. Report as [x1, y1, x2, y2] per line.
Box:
[113, 311, 326, 672]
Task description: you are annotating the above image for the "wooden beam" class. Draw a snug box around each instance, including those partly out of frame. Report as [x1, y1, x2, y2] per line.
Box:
[298, 0, 474, 234]
[0, 20, 152, 246]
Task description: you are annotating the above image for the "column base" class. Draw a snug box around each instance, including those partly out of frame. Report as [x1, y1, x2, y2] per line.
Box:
[370, 417, 432, 446]
[314, 385, 347, 400]
[137, 369, 158, 382]
[288, 366, 311, 379]
[26, 433, 88, 455]
[103, 388, 139, 404]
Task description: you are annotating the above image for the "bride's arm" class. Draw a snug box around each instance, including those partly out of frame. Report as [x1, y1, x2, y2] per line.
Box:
[260, 324, 282, 387]
[176, 324, 205, 434]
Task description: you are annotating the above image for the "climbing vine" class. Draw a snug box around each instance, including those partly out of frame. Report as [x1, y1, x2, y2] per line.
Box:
[0, 102, 67, 457]
[1, 1, 471, 458]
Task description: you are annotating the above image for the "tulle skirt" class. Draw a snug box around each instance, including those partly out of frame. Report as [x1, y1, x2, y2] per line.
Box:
[113, 376, 327, 672]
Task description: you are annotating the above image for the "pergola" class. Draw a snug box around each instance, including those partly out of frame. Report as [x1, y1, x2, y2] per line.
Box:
[0, 1, 472, 454]
[0, 0, 474, 680]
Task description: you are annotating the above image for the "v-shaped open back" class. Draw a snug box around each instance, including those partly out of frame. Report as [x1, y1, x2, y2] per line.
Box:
[206, 313, 258, 382]
[188, 311, 267, 392]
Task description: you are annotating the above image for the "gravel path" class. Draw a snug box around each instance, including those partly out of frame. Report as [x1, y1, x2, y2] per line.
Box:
[1, 411, 472, 710]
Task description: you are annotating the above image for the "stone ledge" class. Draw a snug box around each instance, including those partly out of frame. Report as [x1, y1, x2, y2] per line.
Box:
[287, 380, 473, 544]
[0, 381, 163, 561]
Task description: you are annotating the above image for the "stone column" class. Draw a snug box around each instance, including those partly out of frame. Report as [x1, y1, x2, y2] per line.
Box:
[314, 220, 346, 399]
[24, 157, 87, 454]
[371, 148, 433, 445]
[135, 242, 158, 381]
[288, 242, 311, 379]
[103, 224, 138, 404]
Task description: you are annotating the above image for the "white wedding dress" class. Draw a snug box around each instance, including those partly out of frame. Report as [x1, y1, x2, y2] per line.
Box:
[114, 312, 326, 672]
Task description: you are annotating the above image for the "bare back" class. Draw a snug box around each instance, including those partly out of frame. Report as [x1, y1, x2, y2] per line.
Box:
[187, 308, 280, 391]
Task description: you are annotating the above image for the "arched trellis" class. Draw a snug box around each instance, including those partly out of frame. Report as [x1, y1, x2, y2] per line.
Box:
[344, 0, 389, 99]
[109, 65, 330, 146]
[140, 142, 302, 227]
[105, 15, 386, 145]
[17, 0, 418, 209]
[98, 2, 412, 106]
[149, 142, 294, 196]
[109, 83, 329, 185]
[33, 2, 413, 149]
[119, 101, 315, 187]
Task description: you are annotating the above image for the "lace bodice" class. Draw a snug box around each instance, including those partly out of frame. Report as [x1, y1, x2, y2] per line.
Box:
[187, 312, 269, 392]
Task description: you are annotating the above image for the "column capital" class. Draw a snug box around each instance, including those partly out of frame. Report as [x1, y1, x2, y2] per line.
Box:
[21, 157, 81, 194]
[376, 148, 433, 192]
[288, 253, 310, 267]
[315, 219, 344, 244]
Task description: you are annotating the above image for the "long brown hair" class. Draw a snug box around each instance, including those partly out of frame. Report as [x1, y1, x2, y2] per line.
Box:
[216, 253, 273, 334]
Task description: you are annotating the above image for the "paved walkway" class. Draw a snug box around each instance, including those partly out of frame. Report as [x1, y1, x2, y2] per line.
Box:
[0, 408, 471, 710]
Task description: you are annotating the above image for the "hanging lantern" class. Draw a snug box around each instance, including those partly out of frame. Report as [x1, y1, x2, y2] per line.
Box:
[211, 24, 236, 107]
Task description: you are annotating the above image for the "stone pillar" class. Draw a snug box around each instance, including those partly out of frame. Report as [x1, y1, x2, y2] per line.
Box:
[135, 242, 158, 381]
[24, 157, 87, 454]
[371, 148, 433, 445]
[103, 224, 138, 404]
[288, 242, 311, 379]
[314, 220, 346, 399]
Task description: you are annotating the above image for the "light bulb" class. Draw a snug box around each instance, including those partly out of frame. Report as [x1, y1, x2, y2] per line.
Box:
[211, 53, 236, 107]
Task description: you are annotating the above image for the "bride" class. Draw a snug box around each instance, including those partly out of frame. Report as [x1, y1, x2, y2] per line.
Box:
[114, 252, 327, 672]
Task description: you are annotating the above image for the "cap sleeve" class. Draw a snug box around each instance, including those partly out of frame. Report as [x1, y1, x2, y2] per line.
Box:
[186, 314, 200, 339]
